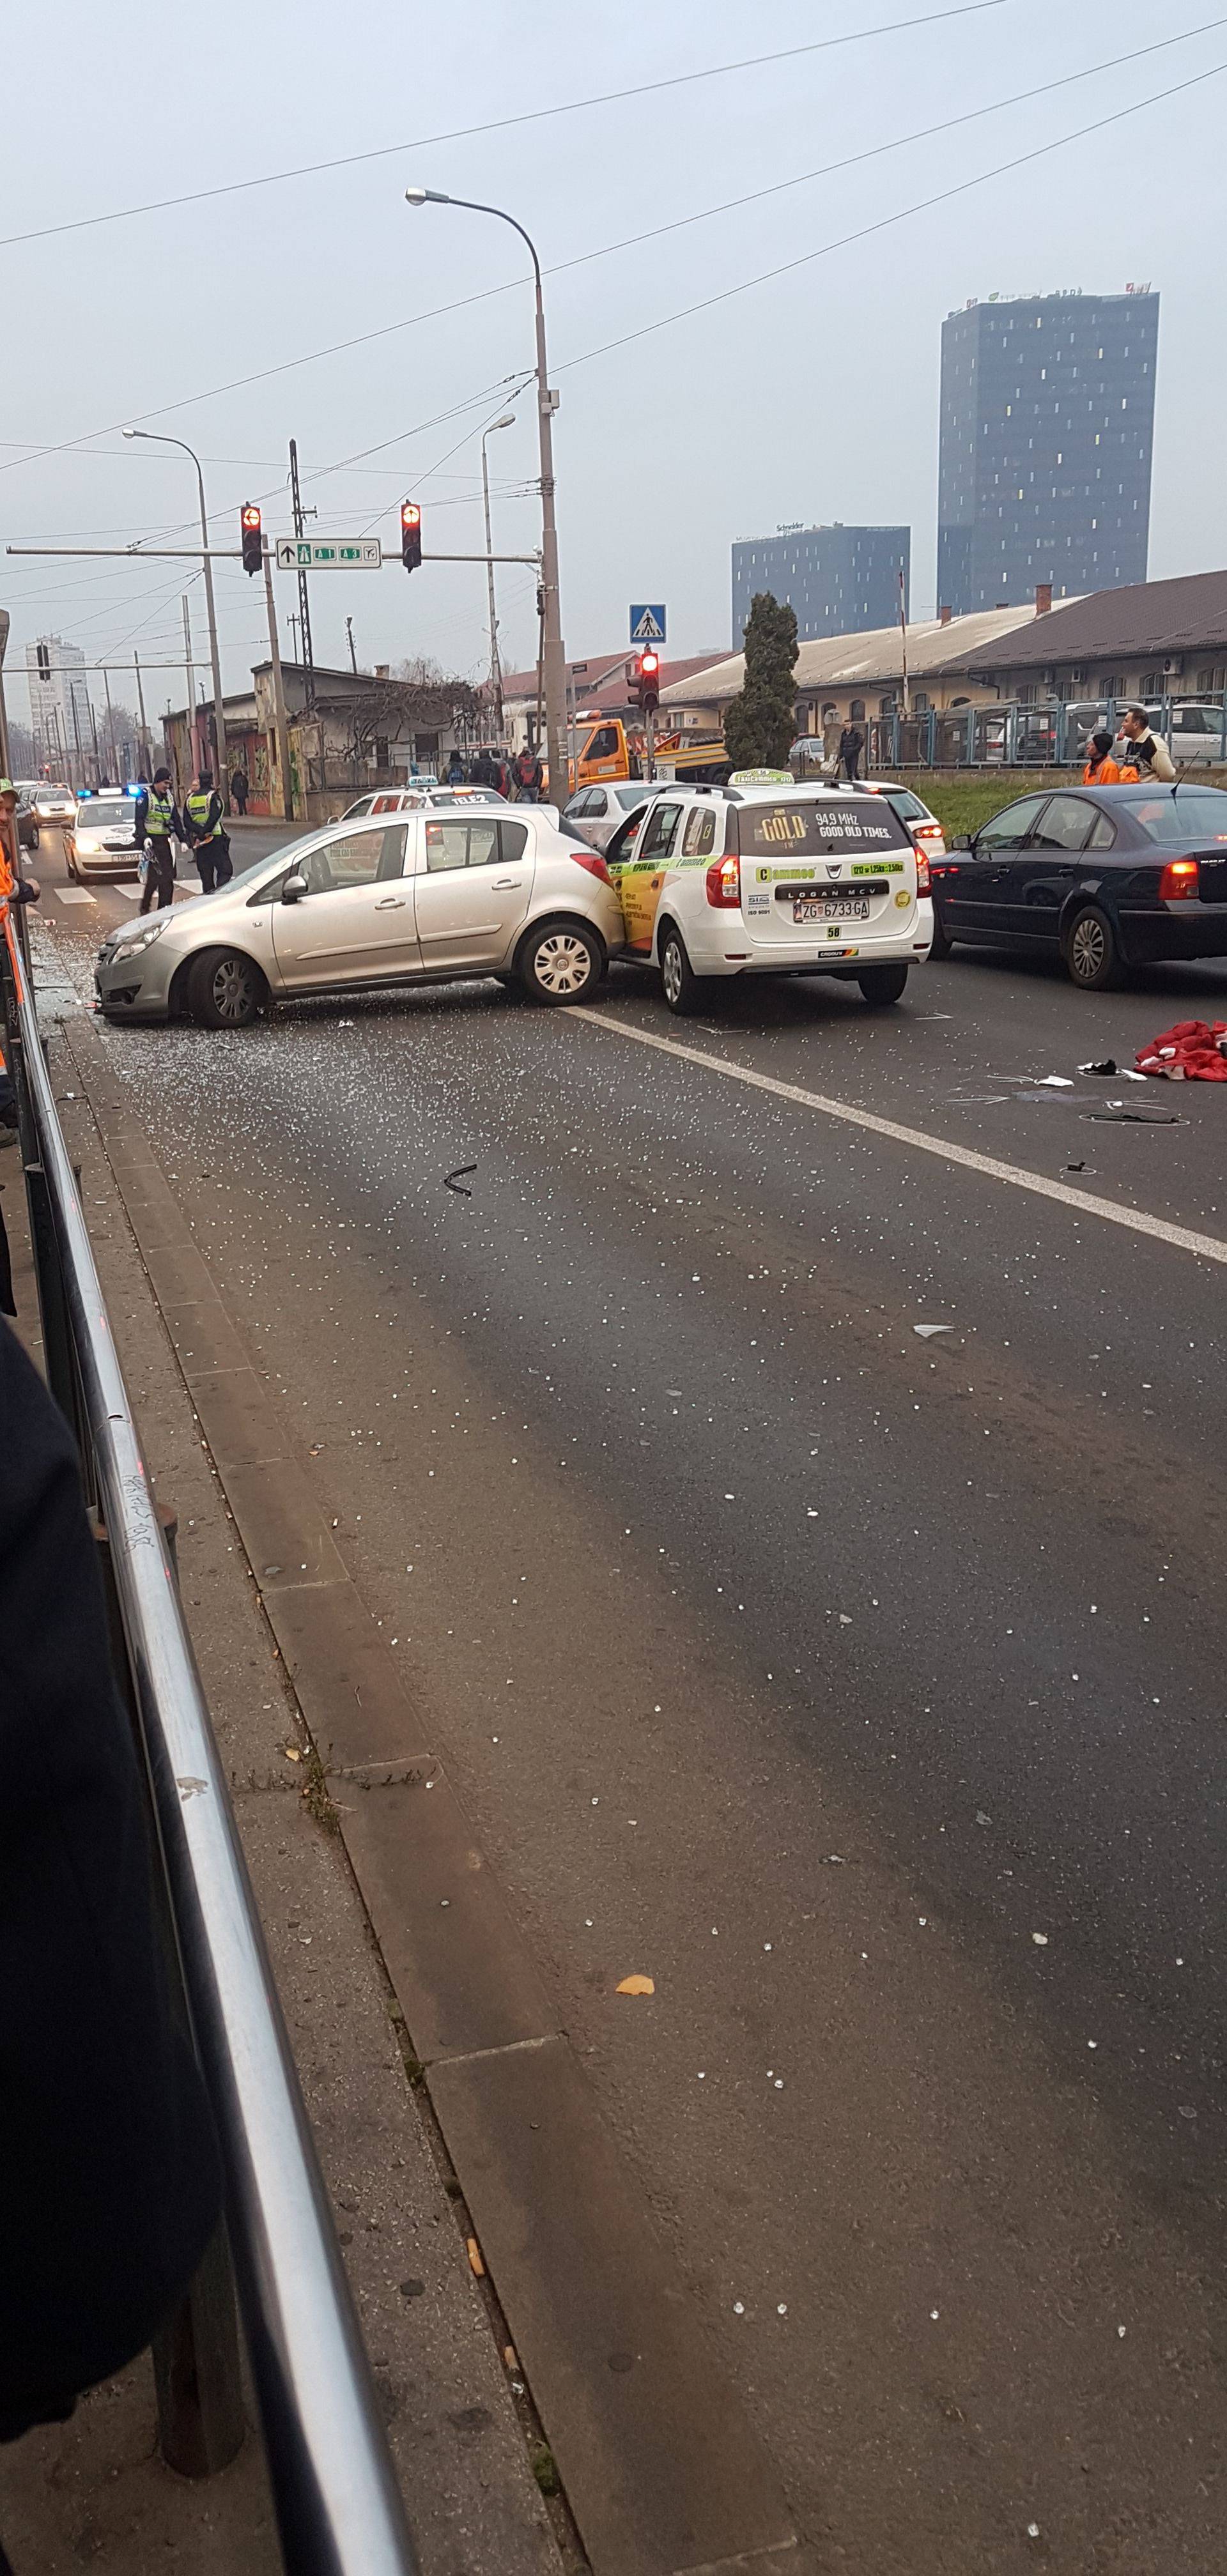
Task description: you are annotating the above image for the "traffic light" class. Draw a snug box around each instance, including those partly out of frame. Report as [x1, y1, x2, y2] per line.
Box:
[401, 500, 422, 573]
[36, 641, 50, 684]
[627, 654, 643, 709]
[640, 648, 661, 716]
[240, 503, 263, 576]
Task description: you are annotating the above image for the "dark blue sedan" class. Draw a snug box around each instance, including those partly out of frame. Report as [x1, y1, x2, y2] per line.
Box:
[930, 783, 1227, 988]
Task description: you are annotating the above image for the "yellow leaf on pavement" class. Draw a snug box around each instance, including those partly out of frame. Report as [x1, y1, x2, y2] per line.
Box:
[616, 1974, 656, 1996]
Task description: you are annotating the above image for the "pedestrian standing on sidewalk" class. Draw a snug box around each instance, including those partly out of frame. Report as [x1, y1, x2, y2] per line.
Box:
[512, 743, 543, 802]
[134, 768, 182, 915]
[1082, 730, 1120, 786]
[229, 764, 249, 816]
[446, 749, 466, 786]
[838, 719, 864, 781]
[1117, 704, 1177, 783]
[182, 770, 232, 893]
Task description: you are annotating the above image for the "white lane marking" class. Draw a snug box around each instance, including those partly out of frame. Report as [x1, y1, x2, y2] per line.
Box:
[570, 1009, 1227, 1271]
[54, 886, 96, 905]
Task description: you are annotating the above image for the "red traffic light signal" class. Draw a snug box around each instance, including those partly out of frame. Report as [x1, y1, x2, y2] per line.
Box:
[401, 500, 422, 573]
[240, 503, 262, 577]
[640, 648, 661, 715]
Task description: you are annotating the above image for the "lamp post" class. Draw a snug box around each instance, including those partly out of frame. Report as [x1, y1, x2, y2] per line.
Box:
[124, 428, 228, 803]
[406, 188, 566, 795]
[480, 412, 515, 746]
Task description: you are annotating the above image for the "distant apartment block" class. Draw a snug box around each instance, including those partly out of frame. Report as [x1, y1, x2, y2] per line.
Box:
[731, 523, 909, 647]
[937, 288, 1159, 615]
[26, 633, 91, 772]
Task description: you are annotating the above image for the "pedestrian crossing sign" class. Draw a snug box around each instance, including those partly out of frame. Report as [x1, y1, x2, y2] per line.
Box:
[629, 603, 667, 643]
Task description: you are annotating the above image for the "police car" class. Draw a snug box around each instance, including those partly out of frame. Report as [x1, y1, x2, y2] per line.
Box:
[605, 769, 933, 1013]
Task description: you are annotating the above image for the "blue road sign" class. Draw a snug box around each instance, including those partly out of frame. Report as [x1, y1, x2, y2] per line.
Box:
[629, 603, 667, 644]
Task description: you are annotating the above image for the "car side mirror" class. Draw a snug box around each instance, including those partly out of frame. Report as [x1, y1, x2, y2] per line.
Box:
[951, 832, 973, 853]
[281, 870, 307, 903]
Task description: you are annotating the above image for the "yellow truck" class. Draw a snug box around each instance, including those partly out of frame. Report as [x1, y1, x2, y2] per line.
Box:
[547, 716, 729, 796]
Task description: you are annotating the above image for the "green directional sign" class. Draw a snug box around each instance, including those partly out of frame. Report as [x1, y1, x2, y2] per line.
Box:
[275, 538, 382, 571]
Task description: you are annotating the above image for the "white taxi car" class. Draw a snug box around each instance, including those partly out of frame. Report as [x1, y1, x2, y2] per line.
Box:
[606, 770, 933, 1013]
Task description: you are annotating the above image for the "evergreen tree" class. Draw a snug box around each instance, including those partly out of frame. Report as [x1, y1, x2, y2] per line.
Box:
[723, 593, 799, 770]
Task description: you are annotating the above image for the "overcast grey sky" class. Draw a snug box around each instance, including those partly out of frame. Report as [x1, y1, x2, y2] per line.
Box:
[4, 0, 1225, 728]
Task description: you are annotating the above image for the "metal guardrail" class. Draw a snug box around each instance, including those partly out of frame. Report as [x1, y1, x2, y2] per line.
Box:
[1, 912, 419, 2576]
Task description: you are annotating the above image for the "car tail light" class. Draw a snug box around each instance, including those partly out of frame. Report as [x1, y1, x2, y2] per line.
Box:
[706, 853, 741, 908]
[570, 848, 613, 886]
[1159, 857, 1199, 900]
[911, 834, 932, 896]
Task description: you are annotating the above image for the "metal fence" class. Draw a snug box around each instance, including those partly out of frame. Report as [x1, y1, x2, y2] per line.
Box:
[1, 910, 419, 2576]
[861, 695, 1227, 773]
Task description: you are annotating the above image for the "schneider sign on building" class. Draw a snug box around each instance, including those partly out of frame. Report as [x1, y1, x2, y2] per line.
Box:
[937, 287, 1159, 617]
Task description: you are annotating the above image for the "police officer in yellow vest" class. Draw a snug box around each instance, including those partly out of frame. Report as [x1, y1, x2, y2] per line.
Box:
[183, 769, 232, 894]
[134, 767, 183, 914]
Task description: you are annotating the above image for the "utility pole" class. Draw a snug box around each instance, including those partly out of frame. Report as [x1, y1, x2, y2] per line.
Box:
[481, 412, 514, 744]
[898, 562, 910, 721]
[345, 615, 357, 675]
[87, 691, 100, 785]
[181, 594, 194, 788]
[103, 666, 118, 778]
[69, 689, 84, 784]
[134, 651, 150, 772]
[288, 440, 315, 709]
[0, 607, 11, 779]
[262, 546, 292, 822]
[403, 194, 566, 790]
[123, 429, 228, 804]
[288, 611, 300, 664]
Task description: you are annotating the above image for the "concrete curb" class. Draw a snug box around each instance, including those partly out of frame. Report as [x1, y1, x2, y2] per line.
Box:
[59, 1006, 808, 2576]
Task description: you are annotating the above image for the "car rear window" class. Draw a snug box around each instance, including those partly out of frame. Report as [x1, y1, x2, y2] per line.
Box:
[735, 799, 909, 859]
[1123, 790, 1227, 845]
[81, 801, 135, 829]
[879, 788, 928, 821]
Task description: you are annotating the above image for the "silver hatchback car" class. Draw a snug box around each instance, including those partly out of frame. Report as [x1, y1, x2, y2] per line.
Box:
[95, 805, 624, 1027]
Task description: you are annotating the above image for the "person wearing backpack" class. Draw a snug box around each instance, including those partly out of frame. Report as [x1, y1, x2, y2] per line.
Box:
[513, 744, 543, 802]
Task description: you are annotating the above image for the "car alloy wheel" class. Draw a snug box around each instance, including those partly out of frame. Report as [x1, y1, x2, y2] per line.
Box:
[1065, 905, 1120, 990]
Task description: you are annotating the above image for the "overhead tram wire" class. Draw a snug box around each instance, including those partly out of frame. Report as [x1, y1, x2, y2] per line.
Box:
[3, 13, 1221, 490]
[555, 53, 1227, 378]
[0, 1, 1012, 252]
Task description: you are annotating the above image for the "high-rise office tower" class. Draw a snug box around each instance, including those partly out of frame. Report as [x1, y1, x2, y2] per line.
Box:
[937, 289, 1159, 615]
[731, 524, 909, 647]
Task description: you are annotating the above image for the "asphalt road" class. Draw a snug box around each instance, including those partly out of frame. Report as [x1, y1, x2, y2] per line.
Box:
[36, 824, 1227, 2572]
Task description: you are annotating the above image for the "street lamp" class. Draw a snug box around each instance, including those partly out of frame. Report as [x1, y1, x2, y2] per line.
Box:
[123, 427, 228, 804]
[406, 187, 567, 796]
[480, 412, 515, 746]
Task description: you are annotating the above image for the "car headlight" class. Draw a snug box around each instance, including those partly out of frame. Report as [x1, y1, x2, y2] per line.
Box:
[113, 918, 168, 960]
